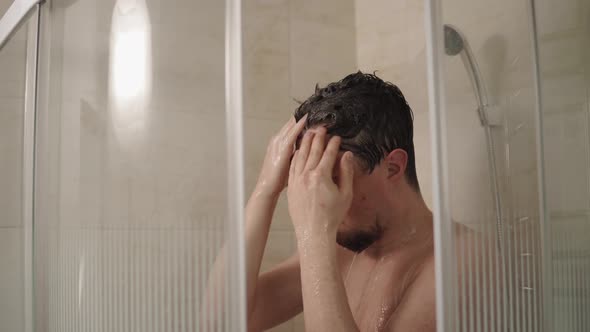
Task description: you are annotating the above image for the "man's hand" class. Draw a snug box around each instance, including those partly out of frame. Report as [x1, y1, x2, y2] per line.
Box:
[287, 127, 355, 240]
[243, 114, 307, 329]
[286, 127, 360, 332]
[256, 114, 307, 198]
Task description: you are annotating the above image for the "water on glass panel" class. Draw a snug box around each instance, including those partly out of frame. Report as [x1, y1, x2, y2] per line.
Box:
[0, 10, 28, 332]
[441, 0, 544, 330]
[440, 0, 590, 330]
[33, 0, 239, 331]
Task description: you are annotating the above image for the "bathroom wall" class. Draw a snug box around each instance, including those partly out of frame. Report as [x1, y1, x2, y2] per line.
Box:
[0, 0, 28, 330]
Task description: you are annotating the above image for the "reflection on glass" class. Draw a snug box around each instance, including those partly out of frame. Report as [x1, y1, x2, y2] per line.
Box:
[109, 0, 152, 146]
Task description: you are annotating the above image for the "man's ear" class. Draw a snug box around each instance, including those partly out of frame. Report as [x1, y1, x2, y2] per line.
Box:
[385, 149, 408, 181]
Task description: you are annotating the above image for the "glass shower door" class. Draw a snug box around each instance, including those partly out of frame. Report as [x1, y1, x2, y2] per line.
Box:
[428, 0, 590, 330]
[427, 0, 545, 330]
[32, 0, 245, 331]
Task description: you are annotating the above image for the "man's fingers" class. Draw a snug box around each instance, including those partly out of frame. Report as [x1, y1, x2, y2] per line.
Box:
[305, 127, 326, 170]
[318, 136, 341, 173]
[286, 113, 307, 144]
[295, 131, 314, 174]
[278, 116, 296, 136]
[289, 150, 299, 181]
[338, 152, 354, 194]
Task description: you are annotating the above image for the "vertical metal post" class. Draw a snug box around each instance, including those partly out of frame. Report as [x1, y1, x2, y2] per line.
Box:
[425, 1, 457, 331]
[225, 0, 246, 330]
[22, 5, 42, 332]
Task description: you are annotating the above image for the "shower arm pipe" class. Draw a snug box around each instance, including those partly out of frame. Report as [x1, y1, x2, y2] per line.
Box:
[459, 39, 491, 126]
[457, 29, 505, 253]
[460, 43, 506, 251]
[445, 24, 504, 250]
[0, 0, 43, 51]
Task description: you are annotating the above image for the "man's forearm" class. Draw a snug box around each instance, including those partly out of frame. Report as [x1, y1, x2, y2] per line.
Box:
[297, 230, 360, 332]
[244, 188, 280, 315]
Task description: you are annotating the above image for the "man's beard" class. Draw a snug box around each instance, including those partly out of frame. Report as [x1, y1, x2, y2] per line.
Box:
[336, 223, 383, 253]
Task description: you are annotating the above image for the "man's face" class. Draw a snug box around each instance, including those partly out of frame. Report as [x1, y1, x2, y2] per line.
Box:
[296, 126, 388, 253]
[335, 156, 388, 252]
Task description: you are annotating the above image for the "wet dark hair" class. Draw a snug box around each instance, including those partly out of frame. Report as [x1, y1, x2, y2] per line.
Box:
[294, 71, 419, 191]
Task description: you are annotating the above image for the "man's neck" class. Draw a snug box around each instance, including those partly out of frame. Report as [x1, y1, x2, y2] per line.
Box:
[365, 188, 433, 258]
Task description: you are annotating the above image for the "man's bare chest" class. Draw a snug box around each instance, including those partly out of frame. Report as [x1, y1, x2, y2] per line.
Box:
[342, 255, 423, 331]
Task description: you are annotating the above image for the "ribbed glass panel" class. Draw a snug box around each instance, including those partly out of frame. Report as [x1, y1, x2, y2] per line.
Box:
[33, 0, 244, 331]
[450, 217, 545, 332]
[439, 0, 545, 330]
[437, 0, 590, 330]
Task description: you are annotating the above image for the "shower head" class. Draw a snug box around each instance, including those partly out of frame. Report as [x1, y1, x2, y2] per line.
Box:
[444, 25, 464, 56]
[443, 24, 490, 126]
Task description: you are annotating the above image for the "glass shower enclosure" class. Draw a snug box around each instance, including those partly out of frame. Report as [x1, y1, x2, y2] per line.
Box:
[427, 0, 590, 331]
[1, 0, 246, 331]
[0, 0, 588, 331]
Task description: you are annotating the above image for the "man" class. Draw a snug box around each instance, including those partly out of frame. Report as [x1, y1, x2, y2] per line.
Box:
[246, 72, 436, 331]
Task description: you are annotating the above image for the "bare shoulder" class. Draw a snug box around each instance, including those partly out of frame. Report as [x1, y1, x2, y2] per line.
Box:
[385, 251, 436, 332]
